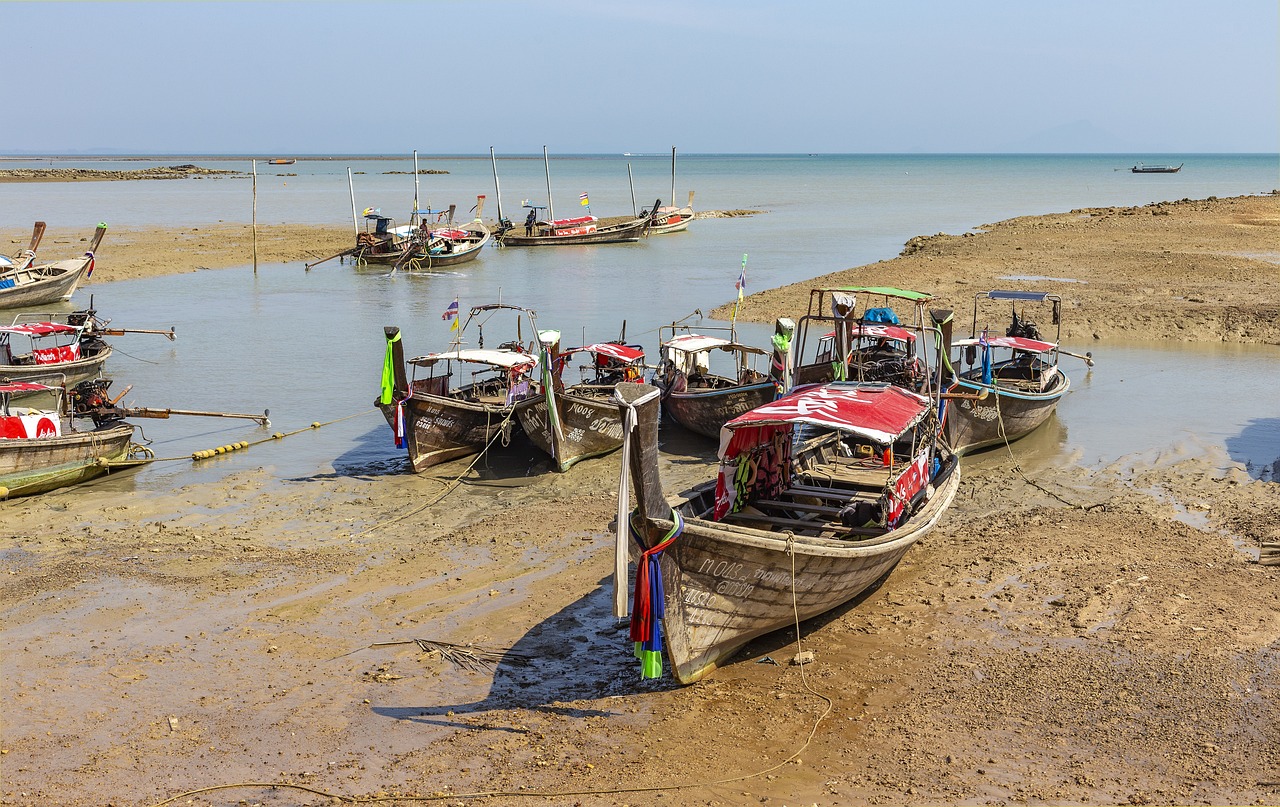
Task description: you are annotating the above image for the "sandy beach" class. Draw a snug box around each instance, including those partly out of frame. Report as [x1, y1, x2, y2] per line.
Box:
[2, 194, 1278, 806]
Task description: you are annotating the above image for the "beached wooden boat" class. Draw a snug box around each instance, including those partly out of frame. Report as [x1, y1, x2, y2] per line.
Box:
[1, 306, 175, 393]
[1131, 162, 1183, 173]
[0, 380, 147, 498]
[0, 221, 45, 274]
[351, 210, 417, 265]
[0, 224, 106, 309]
[377, 305, 541, 471]
[0, 318, 112, 389]
[518, 335, 646, 472]
[613, 380, 960, 683]
[791, 286, 936, 393]
[939, 290, 1083, 454]
[655, 326, 777, 438]
[489, 146, 650, 247]
[646, 147, 695, 235]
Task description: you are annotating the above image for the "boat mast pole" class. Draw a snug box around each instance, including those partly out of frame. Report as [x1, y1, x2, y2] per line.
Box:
[489, 146, 504, 224]
[627, 163, 637, 217]
[671, 146, 677, 210]
[347, 168, 359, 237]
[411, 150, 420, 227]
[543, 145, 555, 222]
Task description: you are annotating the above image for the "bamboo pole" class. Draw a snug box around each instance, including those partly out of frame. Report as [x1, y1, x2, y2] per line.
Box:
[490, 146, 504, 223]
[627, 162, 636, 217]
[251, 159, 258, 274]
[671, 145, 677, 211]
[411, 149, 420, 227]
[348, 168, 358, 237]
[543, 145, 554, 222]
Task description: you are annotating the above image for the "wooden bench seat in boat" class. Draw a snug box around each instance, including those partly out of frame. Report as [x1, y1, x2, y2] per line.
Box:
[720, 509, 882, 538]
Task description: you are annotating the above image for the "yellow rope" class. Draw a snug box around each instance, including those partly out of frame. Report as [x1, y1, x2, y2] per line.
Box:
[141, 408, 380, 463]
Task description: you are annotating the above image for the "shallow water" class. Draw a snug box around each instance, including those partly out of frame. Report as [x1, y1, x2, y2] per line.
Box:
[4, 153, 1277, 492]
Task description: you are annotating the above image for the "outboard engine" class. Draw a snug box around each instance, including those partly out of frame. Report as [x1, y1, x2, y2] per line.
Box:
[1006, 305, 1042, 340]
[70, 379, 126, 427]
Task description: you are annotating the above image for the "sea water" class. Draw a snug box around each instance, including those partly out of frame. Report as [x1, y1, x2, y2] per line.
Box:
[1, 153, 1276, 490]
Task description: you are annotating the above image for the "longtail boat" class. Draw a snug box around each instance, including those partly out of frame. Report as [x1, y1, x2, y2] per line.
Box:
[613, 380, 960, 683]
[1, 305, 176, 393]
[938, 290, 1086, 454]
[0, 380, 148, 498]
[391, 196, 491, 272]
[489, 147, 650, 246]
[646, 147, 695, 235]
[654, 323, 779, 439]
[1131, 162, 1183, 173]
[790, 286, 935, 393]
[517, 335, 646, 472]
[0, 224, 106, 309]
[377, 304, 540, 471]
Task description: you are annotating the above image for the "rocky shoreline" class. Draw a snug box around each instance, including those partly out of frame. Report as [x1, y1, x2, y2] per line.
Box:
[0, 164, 238, 182]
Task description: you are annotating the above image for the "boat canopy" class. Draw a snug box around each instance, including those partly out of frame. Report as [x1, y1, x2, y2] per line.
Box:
[719, 382, 930, 457]
[0, 322, 81, 337]
[822, 323, 917, 343]
[952, 335, 1057, 353]
[822, 285, 934, 302]
[0, 381, 54, 394]
[982, 290, 1057, 302]
[663, 333, 768, 356]
[560, 343, 646, 364]
[408, 348, 539, 370]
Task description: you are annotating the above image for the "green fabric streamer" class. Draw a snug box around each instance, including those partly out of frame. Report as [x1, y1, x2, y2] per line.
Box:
[380, 331, 401, 405]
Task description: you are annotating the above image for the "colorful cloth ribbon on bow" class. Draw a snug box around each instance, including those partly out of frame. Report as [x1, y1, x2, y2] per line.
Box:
[629, 510, 685, 679]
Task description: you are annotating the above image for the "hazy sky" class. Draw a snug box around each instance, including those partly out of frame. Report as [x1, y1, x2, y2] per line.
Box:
[6, 0, 1277, 154]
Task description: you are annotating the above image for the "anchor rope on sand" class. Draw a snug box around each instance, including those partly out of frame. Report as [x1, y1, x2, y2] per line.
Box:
[349, 403, 523, 539]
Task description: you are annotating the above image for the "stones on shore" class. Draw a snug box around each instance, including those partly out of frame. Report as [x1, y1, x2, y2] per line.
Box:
[0, 164, 239, 182]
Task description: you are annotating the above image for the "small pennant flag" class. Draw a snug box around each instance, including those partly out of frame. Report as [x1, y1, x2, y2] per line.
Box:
[735, 254, 747, 300]
[442, 298, 460, 332]
[579, 192, 590, 207]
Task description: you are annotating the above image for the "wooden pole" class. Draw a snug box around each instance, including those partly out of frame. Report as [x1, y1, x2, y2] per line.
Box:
[348, 168, 359, 237]
[489, 146, 504, 223]
[411, 149, 420, 227]
[670, 145, 677, 211]
[251, 159, 258, 275]
[627, 162, 636, 217]
[543, 145, 554, 223]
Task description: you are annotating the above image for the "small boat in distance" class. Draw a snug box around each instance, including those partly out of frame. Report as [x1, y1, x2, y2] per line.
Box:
[646, 147, 695, 235]
[268, 158, 296, 165]
[1131, 162, 1183, 173]
[490, 147, 651, 246]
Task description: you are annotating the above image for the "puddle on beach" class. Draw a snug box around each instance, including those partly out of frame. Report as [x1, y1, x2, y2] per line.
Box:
[998, 274, 1086, 283]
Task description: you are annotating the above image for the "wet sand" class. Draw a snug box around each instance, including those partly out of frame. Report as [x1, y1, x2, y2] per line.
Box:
[2, 195, 1278, 806]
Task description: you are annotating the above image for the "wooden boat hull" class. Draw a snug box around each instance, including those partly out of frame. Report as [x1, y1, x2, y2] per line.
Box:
[0, 257, 91, 309]
[0, 422, 137, 498]
[639, 464, 960, 683]
[399, 229, 490, 269]
[648, 206, 694, 235]
[497, 217, 648, 246]
[517, 390, 625, 471]
[943, 372, 1070, 454]
[378, 393, 531, 472]
[2, 346, 111, 390]
[661, 379, 776, 439]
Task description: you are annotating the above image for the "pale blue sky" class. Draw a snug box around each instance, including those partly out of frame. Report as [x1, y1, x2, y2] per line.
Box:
[5, 0, 1276, 154]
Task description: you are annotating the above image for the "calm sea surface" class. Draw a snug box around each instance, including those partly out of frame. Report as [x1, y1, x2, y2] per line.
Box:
[2, 153, 1277, 491]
